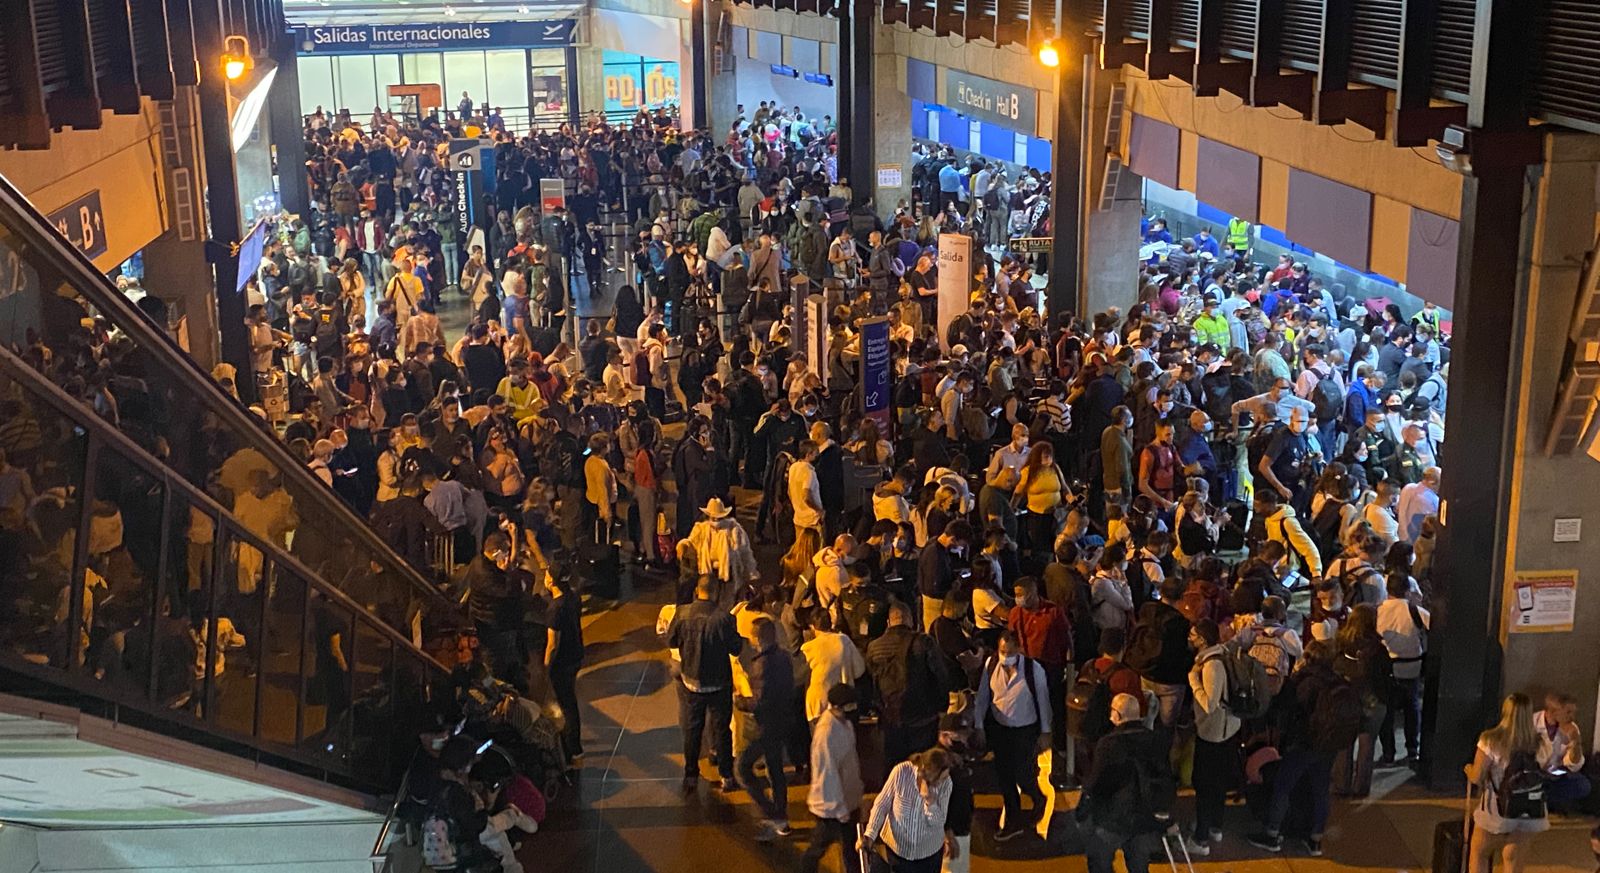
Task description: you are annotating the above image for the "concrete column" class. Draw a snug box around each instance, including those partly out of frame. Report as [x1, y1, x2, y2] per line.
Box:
[192, 0, 252, 400]
[870, 24, 911, 219]
[840, 0, 874, 204]
[1047, 30, 1090, 319]
[688, 0, 709, 129]
[267, 35, 310, 218]
[1496, 133, 1600, 747]
[1424, 158, 1535, 788]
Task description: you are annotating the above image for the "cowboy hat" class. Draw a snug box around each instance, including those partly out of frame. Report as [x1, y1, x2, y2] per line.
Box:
[702, 498, 733, 519]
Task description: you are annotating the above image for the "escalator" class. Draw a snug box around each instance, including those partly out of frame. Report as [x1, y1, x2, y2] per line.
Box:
[0, 170, 459, 828]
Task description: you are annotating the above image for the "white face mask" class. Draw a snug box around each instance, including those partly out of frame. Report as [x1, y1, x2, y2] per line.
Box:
[1001, 654, 1018, 668]
[1289, 419, 1308, 434]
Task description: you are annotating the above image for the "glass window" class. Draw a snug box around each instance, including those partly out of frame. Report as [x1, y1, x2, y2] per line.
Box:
[85, 450, 163, 695]
[484, 50, 526, 114]
[403, 52, 444, 91]
[154, 496, 212, 709]
[374, 55, 401, 112]
[259, 569, 306, 747]
[442, 52, 488, 117]
[0, 377, 87, 670]
[530, 66, 568, 126]
[336, 55, 379, 117]
[209, 526, 263, 736]
[302, 589, 353, 761]
[298, 56, 337, 117]
[350, 619, 392, 776]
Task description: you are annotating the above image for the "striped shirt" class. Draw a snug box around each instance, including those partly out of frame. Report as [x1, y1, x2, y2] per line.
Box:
[865, 760, 951, 860]
[1035, 395, 1071, 434]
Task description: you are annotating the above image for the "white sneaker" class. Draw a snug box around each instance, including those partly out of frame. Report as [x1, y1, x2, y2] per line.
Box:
[1207, 827, 1224, 844]
[1184, 837, 1211, 857]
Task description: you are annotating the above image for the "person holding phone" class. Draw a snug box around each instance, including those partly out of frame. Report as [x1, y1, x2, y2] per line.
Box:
[1533, 692, 1590, 812]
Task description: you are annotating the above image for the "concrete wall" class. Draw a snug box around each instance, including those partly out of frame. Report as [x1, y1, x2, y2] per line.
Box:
[0, 103, 169, 272]
[1499, 132, 1600, 739]
[1122, 71, 1462, 220]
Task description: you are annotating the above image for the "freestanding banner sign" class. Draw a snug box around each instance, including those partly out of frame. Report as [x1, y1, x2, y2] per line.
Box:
[936, 233, 971, 350]
[807, 294, 828, 380]
[448, 139, 489, 241]
[540, 178, 566, 215]
[859, 317, 891, 430]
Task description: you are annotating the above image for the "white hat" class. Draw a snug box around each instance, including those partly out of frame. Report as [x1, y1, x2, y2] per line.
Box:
[702, 498, 733, 519]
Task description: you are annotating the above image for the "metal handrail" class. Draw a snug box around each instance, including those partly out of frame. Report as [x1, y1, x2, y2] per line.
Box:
[0, 173, 467, 639]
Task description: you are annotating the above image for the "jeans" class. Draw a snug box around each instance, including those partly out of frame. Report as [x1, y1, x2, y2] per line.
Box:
[801, 814, 861, 873]
[1333, 707, 1384, 796]
[1085, 827, 1155, 873]
[1546, 771, 1593, 811]
[362, 250, 383, 288]
[549, 661, 582, 763]
[477, 626, 526, 693]
[442, 241, 460, 286]
[1382, 674, 1423, 760]
[736, 726, 790, 822]
[883, 719, 938, 773]
[1264, 747, 1334, 837]
[1192, 737, 1236, 838]
[986, 717, 1044, 828]
[887, 847, 944, 873]
[1142, 679, 1187, 729]
[677, 682, 734, 780]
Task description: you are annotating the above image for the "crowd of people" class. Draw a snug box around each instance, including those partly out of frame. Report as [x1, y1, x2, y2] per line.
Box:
[202, 90, 1597, 873]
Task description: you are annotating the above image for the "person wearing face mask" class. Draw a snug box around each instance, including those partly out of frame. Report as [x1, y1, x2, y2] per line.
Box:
[801, 683, 866, 873]
[465, 531, 533, 692]
[1100, 406, 1135, 518]
[974, 630, 1054, 842]
[1295, 344, 1344, 454]
[1178, 410, 1220, 496]
[1259, 407, 1317, 512]
[982, 424, 1031, 540]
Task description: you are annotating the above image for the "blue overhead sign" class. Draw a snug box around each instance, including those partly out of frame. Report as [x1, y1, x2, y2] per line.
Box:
[294, 21, 577, 54]
[47, 191, 107, 261]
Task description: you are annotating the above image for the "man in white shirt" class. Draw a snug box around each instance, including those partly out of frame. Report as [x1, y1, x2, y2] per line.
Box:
[974, 631, 1052, 842]
[789, 440, 825, 540]
[1533, 692, 1591, 813]
[800, 614, 866, 724]
[801, 684, 865, 873]
[1396, 467, 1441, 543]
[1376, 574, 1428, 764]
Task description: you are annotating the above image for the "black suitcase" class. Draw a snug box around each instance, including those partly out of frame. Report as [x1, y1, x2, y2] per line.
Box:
[578, 519, 623, 600]
[1431, 785, 1472, 873]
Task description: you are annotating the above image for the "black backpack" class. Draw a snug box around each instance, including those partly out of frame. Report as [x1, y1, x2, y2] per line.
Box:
[1496, 750, 1549, 820]
[1309, 369, 1344, 420]
[1308, 498, 1347, 564]
[1309, 675, 1364, 753]
[1066, 661, 1117, 742]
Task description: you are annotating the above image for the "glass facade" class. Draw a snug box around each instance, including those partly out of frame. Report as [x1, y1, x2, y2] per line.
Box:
[0, 179, 450, 792]
[299, 48, 567, 121]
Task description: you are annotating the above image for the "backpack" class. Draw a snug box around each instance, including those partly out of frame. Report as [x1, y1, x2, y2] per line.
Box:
[1309, 674, 1364, 754]
[1247, 625, 1294, 697]
[1201, 646, 1270, 720]
[1496, 750, 1549, 820]
[1176, 583, 1216, 624]
[960, 403, 994, 442]
[1066, 661, 1117, 742]
[1308, 498, 1347, 565]
[1310, 369, 1344, 420]
[545, 434, 586, 489]
[1338, 562, 1382, 607]
[420, 800, 458, 870]
[632, 349, 651, 387]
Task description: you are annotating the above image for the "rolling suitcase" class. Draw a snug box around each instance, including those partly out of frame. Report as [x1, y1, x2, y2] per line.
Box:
[1431, 784, 1474, 873]
[1158, 827, 1196, 873]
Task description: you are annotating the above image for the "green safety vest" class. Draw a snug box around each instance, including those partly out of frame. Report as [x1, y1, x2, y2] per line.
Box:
[1227, 218, 1251, 250]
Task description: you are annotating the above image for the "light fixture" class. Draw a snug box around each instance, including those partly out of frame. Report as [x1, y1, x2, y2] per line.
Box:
[518, 3, 529, 10]
[1037, 39, 1060, 68]
[222, 34, 253, 80]
[444, 4, 456, 14]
